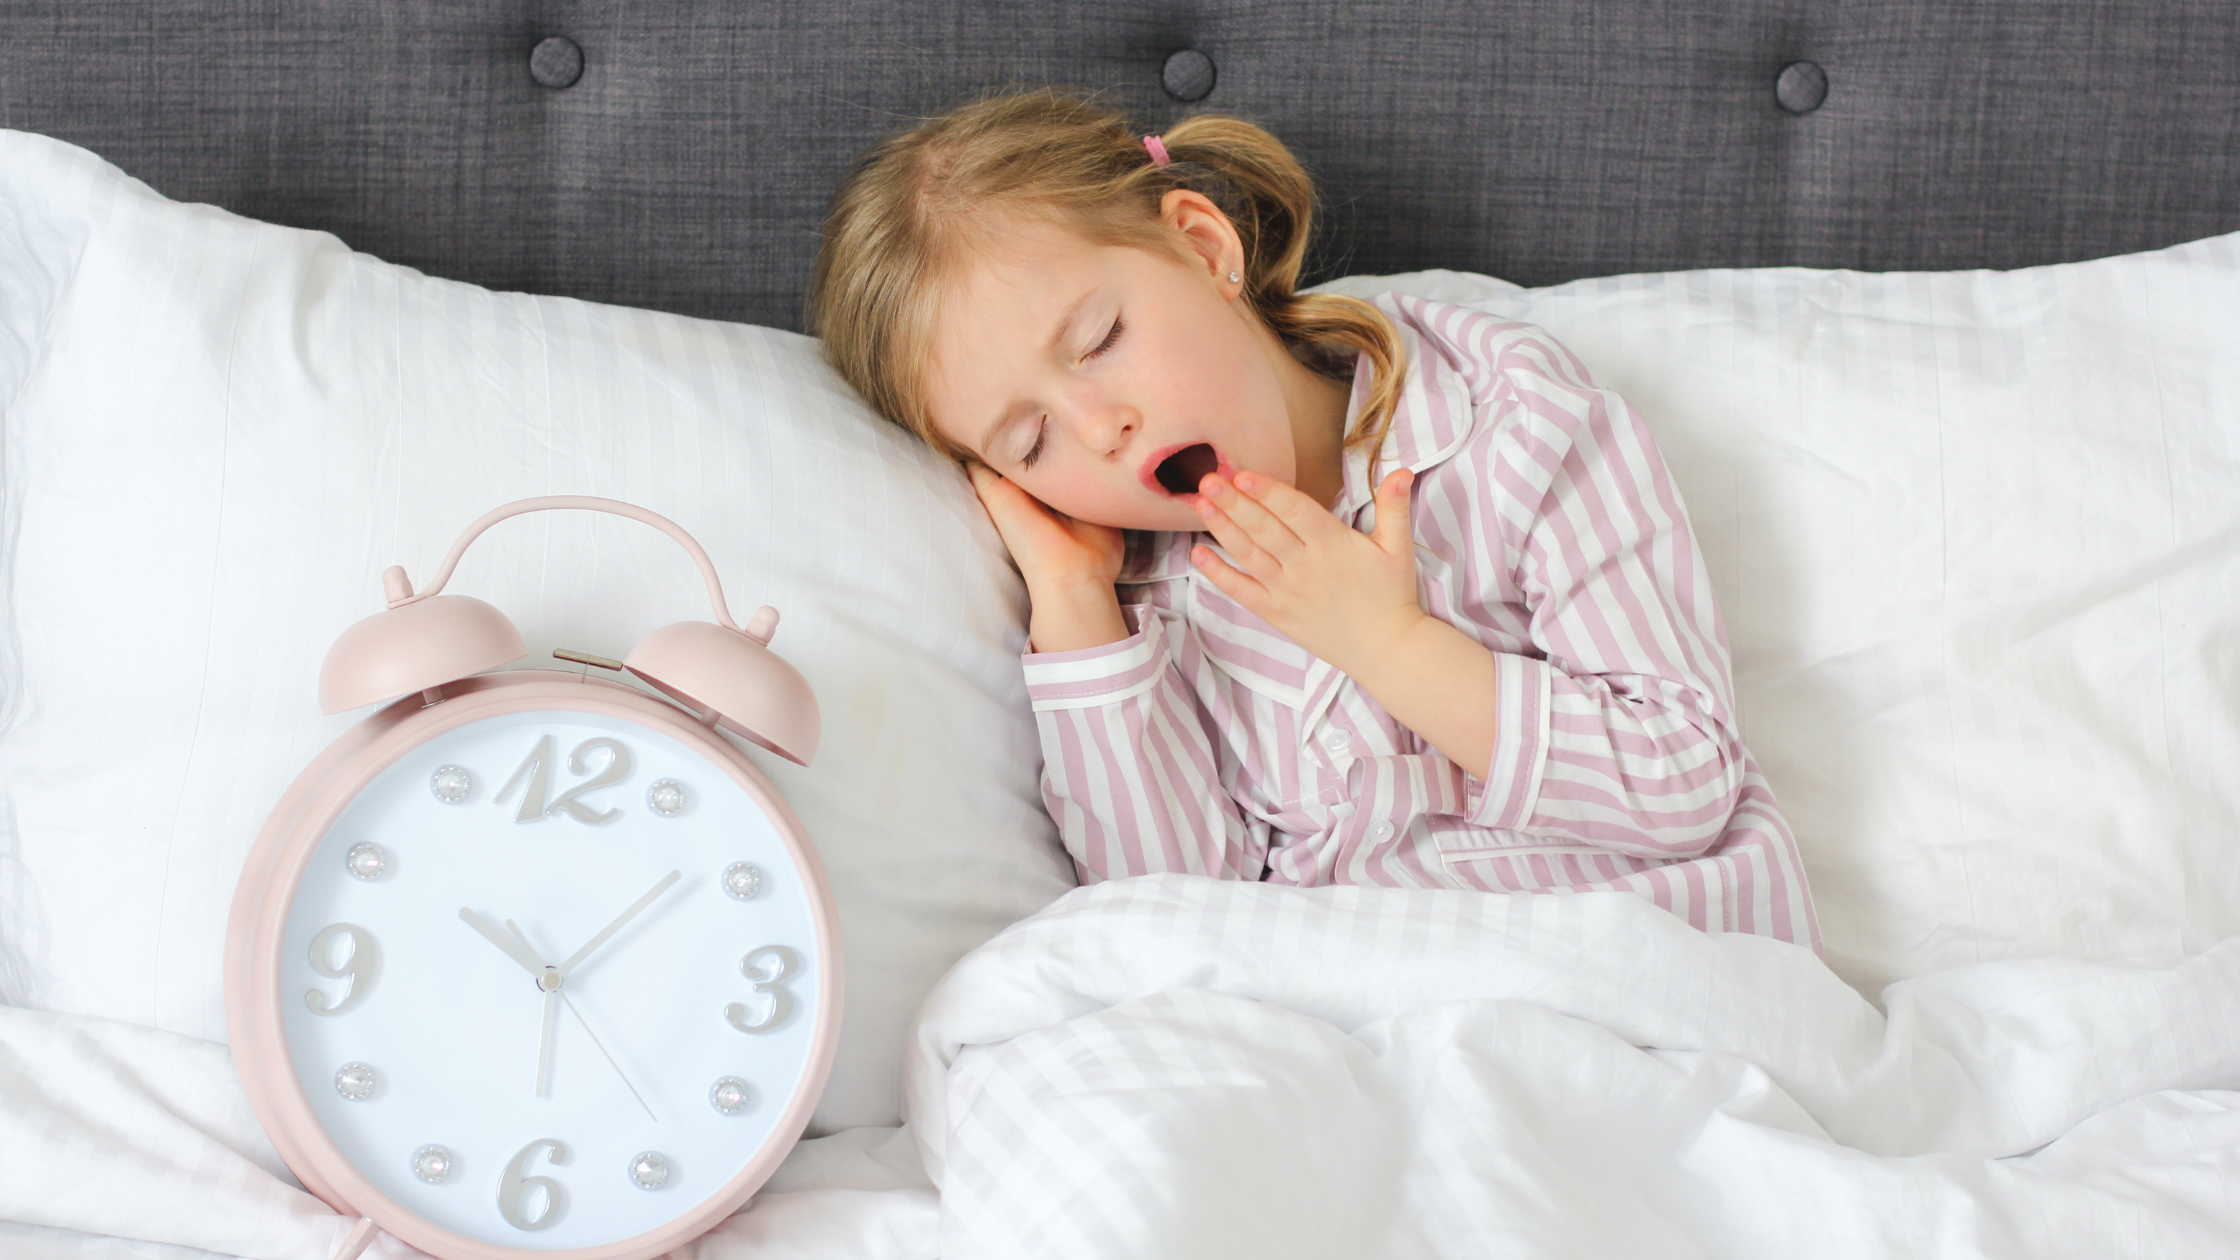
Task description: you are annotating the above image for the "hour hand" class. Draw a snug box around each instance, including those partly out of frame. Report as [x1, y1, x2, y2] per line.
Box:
[459, 907, 547, 976]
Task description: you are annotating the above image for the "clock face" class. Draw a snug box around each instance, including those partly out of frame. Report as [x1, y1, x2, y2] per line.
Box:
[279, 708, 821, 1249]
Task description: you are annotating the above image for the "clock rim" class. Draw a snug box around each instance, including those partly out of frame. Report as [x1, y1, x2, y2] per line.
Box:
[223, 669, 845, 1260]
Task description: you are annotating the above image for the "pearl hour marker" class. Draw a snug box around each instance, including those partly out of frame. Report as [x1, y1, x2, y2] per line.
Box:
[647, 778, 688, 816]
[334, 1062, 375, 1100]
[412, 1144, 454, 1183]
[629, 1150, 671, 1190]
[429, 765, 472, 804]
[344, 843, 387, 881]
[710, 1076, 752, 1115]
[723, 862, 762, 900]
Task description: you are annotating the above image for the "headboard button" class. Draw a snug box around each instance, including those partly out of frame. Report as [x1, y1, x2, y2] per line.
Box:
[530, 36, 585, 90]
[1776, 60, 1828, 113]
[1162, 49, 1217, 103]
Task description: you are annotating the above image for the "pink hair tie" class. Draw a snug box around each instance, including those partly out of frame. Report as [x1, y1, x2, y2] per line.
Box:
[1143, 134, 1171, 167]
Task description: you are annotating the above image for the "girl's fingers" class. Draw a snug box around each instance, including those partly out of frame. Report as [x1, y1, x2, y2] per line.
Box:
[1200, 472, 1304, 559]
[1193, 496, 1281, 581]
[1234, 470, 1340, 544]
[968, 463, 1025, 515]
[1372, 468, 1415, 555]
[1190, 543, 1267, 611]
[968, 464, 1061, 552]
[976, 469, 1049, 525]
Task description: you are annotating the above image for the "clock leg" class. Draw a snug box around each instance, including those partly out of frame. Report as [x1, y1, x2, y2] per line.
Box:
[332, 1217, 380, 1260]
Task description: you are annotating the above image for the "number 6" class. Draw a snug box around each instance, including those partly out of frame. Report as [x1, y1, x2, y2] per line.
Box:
[725, 945, 800, 1034]
[498, 1138, 569, 1231]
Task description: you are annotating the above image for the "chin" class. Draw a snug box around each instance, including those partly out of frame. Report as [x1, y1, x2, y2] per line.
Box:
[1067, 501, 1202, 533]
[1131, 504, 1212, 533]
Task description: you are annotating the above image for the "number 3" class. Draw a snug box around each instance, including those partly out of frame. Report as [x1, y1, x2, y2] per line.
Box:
[725, 945, 800, 1034]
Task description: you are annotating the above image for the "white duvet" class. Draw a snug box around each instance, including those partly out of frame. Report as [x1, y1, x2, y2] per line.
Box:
[10, 874, 2238, 1259]
[908, 877, 2240, 1259]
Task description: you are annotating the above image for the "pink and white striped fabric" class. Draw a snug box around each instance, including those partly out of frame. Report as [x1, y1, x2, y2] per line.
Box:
[1022, 294, 1820, 952]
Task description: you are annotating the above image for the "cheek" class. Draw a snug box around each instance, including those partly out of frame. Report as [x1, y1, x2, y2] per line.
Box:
[1153, 318, 1292, 476]
[1142, 308, 1264, 421]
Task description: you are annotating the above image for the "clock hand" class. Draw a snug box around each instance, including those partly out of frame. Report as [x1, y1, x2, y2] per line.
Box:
[505, 920, 562, 1101]
[532, 987, 558, 1098]
[561, 993, 659, 1122]
[502, 920, 656, 1119]
[553, 870, 682, 980]
[459, 908, 547, 977]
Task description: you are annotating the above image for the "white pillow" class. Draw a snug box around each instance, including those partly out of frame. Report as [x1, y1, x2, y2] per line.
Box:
[0, 130, 1077, 1134]
[1315, 247, 2240, 993]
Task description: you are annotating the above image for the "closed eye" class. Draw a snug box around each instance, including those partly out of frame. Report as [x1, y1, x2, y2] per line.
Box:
[1020, 315, 1122, 470]
[1085, 314, 1124, 359]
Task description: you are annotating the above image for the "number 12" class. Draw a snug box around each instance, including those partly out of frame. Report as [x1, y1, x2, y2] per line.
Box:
[496, 735, 633, 825]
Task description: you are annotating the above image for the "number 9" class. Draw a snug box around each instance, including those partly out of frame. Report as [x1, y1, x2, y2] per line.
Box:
[305, 923, 378, 1016]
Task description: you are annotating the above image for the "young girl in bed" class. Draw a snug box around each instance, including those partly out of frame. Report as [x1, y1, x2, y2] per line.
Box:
[808, 88, 1820, 952]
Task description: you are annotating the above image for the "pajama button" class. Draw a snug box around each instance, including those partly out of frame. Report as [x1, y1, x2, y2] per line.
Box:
[1373, 821, 1396, 841]
[1324, 730, 1350, 752]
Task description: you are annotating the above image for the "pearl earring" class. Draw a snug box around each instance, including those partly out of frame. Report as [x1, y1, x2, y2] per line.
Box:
[1227, 271, 1241, 283]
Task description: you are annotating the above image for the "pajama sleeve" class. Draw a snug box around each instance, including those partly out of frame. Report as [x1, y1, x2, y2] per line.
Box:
[1021, 603, 1267, 882]
[1458, 329, 1748, 861]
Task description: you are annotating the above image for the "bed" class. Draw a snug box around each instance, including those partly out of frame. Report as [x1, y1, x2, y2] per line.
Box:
[3, 3, 2239, 1258]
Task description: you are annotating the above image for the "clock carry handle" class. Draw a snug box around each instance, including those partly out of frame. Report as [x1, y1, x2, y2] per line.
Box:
[386, 495, 762, 639]
[319, 495, 819, 764]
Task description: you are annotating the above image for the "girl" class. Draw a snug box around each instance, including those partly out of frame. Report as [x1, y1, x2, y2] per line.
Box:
[809, 88, 1819, 951]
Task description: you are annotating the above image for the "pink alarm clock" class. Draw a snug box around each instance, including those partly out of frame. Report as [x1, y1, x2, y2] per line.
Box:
[223, 496, 843, 1260]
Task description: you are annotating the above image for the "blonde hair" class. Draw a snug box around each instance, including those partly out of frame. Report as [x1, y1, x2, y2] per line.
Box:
[807, 87, 1407, 475]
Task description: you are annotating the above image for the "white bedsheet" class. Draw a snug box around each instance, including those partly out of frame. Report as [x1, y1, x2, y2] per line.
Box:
[9, 875, 2240, 1257]
[0, 1005, 937, 1260]
[908, 876, 2240, 1259]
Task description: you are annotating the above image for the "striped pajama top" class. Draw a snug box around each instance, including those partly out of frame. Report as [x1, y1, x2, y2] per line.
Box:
[1021, 293, 1821, 952]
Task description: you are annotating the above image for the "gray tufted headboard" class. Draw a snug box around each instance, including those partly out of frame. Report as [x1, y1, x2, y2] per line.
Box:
[4, 1, 2236, 333]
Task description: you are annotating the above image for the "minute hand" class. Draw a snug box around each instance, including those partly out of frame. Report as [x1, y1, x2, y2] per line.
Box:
[555, 870, 682, 979]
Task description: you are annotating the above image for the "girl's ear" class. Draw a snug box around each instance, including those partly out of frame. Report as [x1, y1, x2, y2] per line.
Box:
[1159, 189, 1245, 292]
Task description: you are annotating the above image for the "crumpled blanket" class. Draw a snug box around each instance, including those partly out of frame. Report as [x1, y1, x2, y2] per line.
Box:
[907, 876, 2240, 1259]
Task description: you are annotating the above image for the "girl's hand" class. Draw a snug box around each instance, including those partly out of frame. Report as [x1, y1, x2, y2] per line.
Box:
[966, 463, 1126, 593]
[1189, 468, 1426, 677]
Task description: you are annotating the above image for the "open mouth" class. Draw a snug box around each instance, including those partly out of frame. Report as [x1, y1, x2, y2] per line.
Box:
[1151, 443, 1223, 496]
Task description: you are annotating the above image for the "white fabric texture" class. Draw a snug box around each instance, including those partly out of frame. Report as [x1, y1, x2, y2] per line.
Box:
[908, 876, 2240, 1259]
[1319, 247, 2240, 995]
[0, 128, 1077, 1136]
[0, 1004, 937, 1260]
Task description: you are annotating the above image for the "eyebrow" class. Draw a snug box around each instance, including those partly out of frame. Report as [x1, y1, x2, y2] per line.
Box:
[977, 287, 1099, 456]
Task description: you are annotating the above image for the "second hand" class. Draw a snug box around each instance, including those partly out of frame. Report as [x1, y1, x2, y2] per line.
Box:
[563, 994, 658, 1123]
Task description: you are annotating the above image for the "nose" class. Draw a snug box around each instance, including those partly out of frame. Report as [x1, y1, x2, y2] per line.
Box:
[1074, 401, 1138, 461]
